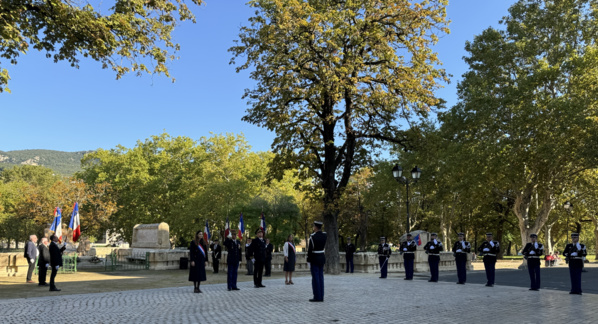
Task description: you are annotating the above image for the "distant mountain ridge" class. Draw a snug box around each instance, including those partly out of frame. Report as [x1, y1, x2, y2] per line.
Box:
[0, 149, 91, 175]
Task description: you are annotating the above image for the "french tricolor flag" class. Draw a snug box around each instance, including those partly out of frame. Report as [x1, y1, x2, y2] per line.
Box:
[68, 202, 81, 242]
[414, 234, 422, 246]
[238, 213, 245, 240]
[50, 207, 63, 243]
[260, 212, 266, 234]
[224, 216, 230, 238]
[203, 220, 211, 242]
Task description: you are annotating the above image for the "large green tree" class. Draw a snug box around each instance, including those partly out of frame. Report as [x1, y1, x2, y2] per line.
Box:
[230, 0, 449, 273]
[0, 0, 203, 92]
[441, 0, 598, 250]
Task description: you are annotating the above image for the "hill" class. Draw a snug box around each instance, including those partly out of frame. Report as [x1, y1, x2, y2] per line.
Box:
[0, 149, 91, 175]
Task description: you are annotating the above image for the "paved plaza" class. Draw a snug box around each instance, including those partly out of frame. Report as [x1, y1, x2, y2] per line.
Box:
[1, 272, 597, 324]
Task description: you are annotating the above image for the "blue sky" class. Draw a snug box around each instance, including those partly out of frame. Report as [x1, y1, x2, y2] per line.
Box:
[0, 0, 516, 153]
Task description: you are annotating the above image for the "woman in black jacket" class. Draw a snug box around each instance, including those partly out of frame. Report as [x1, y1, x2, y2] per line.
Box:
[189, 231, 208, 293]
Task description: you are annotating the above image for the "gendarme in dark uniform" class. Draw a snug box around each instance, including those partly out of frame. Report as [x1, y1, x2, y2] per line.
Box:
[522, 233, 543, 291]
[307, 221, 327, 302]
[248, 228, 267, 288]
[563, 233, 587, 295]
[452, 233, 471, 284]
[345, 238, 356, 274]
[423, 233, 443, 282]
[210, 239, 222, 274]
[377, 237, 391, 278]
[478, 232, 500, 287]
[400, 233, 417, 280]
[224, 232, 242, 291]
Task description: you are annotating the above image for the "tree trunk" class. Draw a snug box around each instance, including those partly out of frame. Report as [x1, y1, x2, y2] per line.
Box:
[324, 208, 340, 274]
[545, 223, 554, 254]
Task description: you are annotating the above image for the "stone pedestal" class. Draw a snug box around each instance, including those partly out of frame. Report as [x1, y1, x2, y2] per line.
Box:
[131, 223, 170, 249]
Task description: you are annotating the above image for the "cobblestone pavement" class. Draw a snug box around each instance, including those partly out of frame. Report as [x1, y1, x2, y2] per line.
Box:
[1, 273, 597, 324]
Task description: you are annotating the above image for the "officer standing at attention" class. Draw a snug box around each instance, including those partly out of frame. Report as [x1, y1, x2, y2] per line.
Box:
[224, 230, 242, 291]
[452, 233, 471, 284]
[377, 237, 392, 278]
[307, 221, 327, 302]
[399, 233, 417, 280]
[345, 237, 356, 274]
[522, 233, 543, 291]
[563, 233, 587, 295]
[478, 232, 500, 287]
[210, 239, 222, 274]
[248, 228, 267, 288]
[423, 233, 443, 282]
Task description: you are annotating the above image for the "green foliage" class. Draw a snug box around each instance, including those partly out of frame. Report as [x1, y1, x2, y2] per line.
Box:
[0, 150, 89, 175]
[0, 0, 203, 92]
[230, 0, 450, 273]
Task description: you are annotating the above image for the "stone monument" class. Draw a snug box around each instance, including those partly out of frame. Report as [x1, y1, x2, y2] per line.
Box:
[131, 223, 170, 249]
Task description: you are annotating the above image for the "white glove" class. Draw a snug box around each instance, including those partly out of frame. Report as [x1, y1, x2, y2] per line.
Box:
[529, 251, 535, 255]
[252, 258, 255, 263]
[571, 252, 578, 256]
[456, 249, 462, 253]
[483, 248, 489, 252]
[46, 263, 50, 268]
[429, 246, 434, 250]
[55, 266, 59, 270]
[30, 258, 34, 263]
[403, 248, 407, 251]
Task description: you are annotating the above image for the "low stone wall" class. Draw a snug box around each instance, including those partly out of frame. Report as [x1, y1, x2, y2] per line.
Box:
[0, 253, 27, 277]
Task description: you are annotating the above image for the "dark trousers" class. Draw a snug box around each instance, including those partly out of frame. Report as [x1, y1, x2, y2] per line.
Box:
[311, 264, 324, 301]
[213, 259, 219, 273]
[569, 265, 582, 294]
[404, 257, 414, 279]
[484, 256, 496, 285]
[38, 265, 47, 284]
[527, 259, 540, 289]
[379, 257, 388, 278]
[265, 258, 272, 276]
[227, 263, 238, 289]
[428, 255, 439, 281]
[49, 267, 58, 289]
[345, 257, 354, 273]
[456, 255, 467, 283]
[253, 260, 264, 286]
[27, 260, 36, 281]
[246, 259, 253, 275]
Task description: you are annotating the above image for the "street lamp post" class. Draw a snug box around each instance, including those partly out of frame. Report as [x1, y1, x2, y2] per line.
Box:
[392, 165, 422, 231]
[564, 201, 573, 243]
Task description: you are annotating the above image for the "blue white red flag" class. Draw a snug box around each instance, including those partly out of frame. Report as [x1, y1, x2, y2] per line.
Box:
[68, 202, 81, 242]
[50, 207, 63, 243]
[414, 234, 422, 246]
[238, 213, 245, 240]
[203, 220, 211, 242]
[260, 212, 266, 234]
[224, 216, 230, 238]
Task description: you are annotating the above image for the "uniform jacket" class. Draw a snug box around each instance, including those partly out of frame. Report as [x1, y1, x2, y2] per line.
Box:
[452, 240, 471, 254]
[522, 242, 544, 259]
[424, 239, 444, 254]
[478, 241, 500, 255]
[307, 231, 327, 266]
[378, 243, 392, 258]
[563, 242, 587, 267]
[38, 244, 51, 267]
[210, 243, 222, 260]
[345, 243, 356, 258]
[224, 238, 243, 264]
[265, 243, 273, 260]
[248, 237, 267, 262]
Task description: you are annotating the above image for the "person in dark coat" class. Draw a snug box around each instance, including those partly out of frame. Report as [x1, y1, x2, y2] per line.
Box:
[245, 238, 253, 275]
[452, 233, 471, 284]
[210, 239, 222, 274]
[49, 234, 65, 291]
[24, 234, 39, 283]
[563, 233, 587, 295]
[423, 233, 443, 282]
[284, 234, 296, 285]
[345, 237, 356, 273]
[224, 230, 242, 291]
[264, 238, 274, 277]
[522, 233, 543, 291]
[400, 233, 417, 280]
[37, 237, 51, 286]
[189, 231, 208, 293]
[377, 237, 392, 278]
[308, 221, 327, 302]
[477, 232, 500, 287]
[248, 228, 267, 288]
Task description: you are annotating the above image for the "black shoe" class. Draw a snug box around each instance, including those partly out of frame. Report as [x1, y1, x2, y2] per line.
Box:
[254, 285, 260, 288]
[485, 284, 494, 287]
[227, 288, 232, 291]
[309, 299, 323, 302]
[39, 283, 49, 286]
[457, 282, 465, 284]
[404, 278, 410, 280]
[232, 288, 240, 291]
[379, 277, 386, 279]
[529, 288, 539, 291]
[428, 280, 437, 282]
[259, 285, 266, 288]
[50, 288, 61, 292]
[569, 292, 582, 295]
